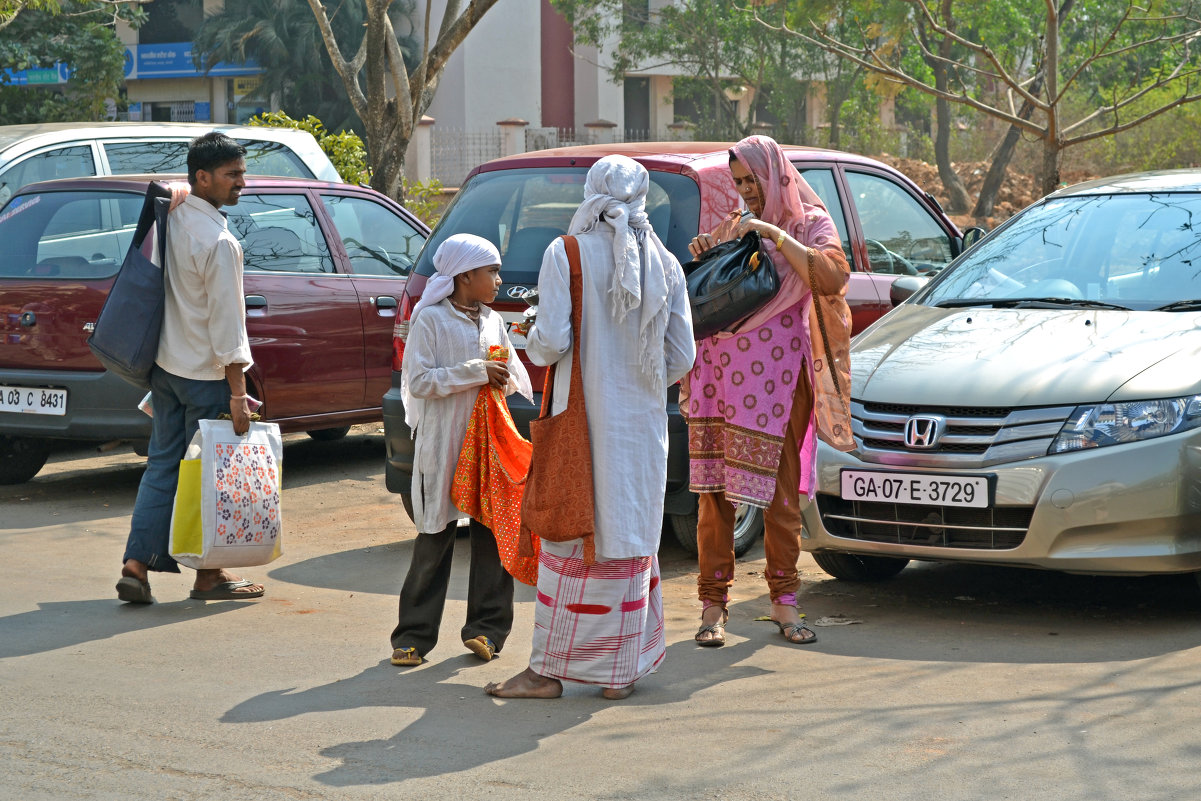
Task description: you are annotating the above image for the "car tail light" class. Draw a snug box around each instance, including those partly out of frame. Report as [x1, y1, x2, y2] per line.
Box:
[392, 292, 415, 372]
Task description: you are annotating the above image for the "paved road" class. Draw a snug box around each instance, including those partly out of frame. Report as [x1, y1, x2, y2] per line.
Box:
[3, 427, 1201, 800]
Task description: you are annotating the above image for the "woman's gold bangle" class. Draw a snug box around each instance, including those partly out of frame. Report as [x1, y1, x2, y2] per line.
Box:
[775, 230, 787, 249]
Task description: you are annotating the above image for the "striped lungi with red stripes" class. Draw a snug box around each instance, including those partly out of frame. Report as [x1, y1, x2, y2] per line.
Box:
[529, 544, 665, 689]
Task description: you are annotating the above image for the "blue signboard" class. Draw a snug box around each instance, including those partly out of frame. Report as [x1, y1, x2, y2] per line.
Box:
[194, 101, 211, 122]
[128, 42, 259, 79]
[4, 41, 260, 86]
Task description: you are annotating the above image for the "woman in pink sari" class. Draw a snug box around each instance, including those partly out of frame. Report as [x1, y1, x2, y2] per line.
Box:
[686, 135, 851, 647]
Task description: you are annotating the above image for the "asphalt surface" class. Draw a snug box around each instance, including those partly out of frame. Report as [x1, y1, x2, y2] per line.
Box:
[3, 426, 1201, 800]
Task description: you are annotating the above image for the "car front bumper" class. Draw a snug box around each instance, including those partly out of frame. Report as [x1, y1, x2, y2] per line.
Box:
[801, 429, 1201, 576]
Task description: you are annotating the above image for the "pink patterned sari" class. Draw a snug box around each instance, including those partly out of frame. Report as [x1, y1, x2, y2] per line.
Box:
[686, 136, 847, 505]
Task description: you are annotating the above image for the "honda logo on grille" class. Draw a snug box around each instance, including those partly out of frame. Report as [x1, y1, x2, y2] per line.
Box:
[904, 415, 945, 449]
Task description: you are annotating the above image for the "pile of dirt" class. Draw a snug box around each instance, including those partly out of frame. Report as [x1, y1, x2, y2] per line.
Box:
[872, 154, 1097, 230]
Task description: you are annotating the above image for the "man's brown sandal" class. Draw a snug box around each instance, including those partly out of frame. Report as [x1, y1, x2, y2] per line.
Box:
[694, 608, 729, 648]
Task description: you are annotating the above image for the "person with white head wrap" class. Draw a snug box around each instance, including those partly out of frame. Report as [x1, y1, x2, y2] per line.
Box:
[390, 233, 531, 669]
[485, 155, 697, 700]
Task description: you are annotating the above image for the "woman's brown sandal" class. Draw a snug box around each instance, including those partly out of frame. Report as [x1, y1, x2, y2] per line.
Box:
[773, 619, 818, 645]
[695, 608, 729, 648]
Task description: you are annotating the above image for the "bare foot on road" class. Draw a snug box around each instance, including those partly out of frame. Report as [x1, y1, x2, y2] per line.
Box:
[485, 668, 563, 699]
[601, 684, 635, 700]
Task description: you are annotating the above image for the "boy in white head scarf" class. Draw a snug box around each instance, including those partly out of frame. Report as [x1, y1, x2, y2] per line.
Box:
[390, 233, 531, 668]
[485, 155, 696, 700]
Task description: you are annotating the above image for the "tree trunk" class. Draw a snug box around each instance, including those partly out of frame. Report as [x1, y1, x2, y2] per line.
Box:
[972, 124, 1020, 217]
[1040, 137, 1061, 197]
[931, 0, 971, 213]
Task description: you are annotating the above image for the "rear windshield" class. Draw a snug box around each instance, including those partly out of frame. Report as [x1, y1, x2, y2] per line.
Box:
[0, 189, 143, 279]
[103, 139, 314, 179]
[413, 166, 701, 282]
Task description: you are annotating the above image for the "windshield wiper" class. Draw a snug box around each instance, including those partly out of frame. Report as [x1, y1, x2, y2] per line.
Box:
[1153, 299, 1201, 312]
[935, 297, 1130, 310]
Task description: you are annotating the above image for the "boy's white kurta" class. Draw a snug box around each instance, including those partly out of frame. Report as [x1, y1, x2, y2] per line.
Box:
[404, 299, 530, 534]
[525, 234, 696, 559]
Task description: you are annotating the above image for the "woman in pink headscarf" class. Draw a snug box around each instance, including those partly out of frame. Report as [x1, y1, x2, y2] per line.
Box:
[686, 135, 851, 648]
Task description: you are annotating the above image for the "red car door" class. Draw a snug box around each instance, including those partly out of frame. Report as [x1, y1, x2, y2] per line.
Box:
[315, 190, 428, 407]
[792, 164, 891, 333]
[227, 191, 365, 420]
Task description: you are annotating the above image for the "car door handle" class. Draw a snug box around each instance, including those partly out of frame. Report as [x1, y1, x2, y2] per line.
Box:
[373, 296, 398, 309]
[245, 295, 267, 310]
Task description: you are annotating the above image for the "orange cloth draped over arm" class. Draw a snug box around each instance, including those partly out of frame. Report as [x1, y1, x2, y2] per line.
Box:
[450, 346, 540, 585]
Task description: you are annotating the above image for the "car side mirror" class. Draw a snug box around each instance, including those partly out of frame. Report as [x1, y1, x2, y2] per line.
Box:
[889, 275, 926, 307]
[962, 226, 987, 250]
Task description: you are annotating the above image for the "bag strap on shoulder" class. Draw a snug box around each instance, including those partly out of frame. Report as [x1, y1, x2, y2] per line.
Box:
[539, 235, 586, 415]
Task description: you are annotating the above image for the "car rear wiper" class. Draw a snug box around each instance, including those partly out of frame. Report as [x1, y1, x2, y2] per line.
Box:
[1153, 299, 1201, 312]
[935, 297, 1130, 310]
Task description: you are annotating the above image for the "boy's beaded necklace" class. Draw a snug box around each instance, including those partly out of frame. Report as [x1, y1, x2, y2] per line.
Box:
[450, 298, 482, 322]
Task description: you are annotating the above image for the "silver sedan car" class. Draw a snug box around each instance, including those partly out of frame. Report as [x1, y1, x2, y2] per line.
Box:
[802, 170, 1201, 584]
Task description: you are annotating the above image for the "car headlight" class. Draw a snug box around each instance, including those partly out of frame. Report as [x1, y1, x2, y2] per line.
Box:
[1049, 396, 1201, 454]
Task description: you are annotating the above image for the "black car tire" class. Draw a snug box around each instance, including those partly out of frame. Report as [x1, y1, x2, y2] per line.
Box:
[812, 551, 909, 581]
[670, 505, 763, 558]
[0, 435, 52, 484]
[306, 426, 352, 442]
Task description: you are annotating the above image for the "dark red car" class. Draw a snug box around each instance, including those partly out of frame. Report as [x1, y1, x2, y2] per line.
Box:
[383, 142, 973, 554]
[0, 174, 428, 483]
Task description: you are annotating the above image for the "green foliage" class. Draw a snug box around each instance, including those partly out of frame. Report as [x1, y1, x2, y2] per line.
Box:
[399, 177, 446, 227]
[250, 110, 445, 225]
[251, 111, 370, 184]
[0, 0, 144, 123]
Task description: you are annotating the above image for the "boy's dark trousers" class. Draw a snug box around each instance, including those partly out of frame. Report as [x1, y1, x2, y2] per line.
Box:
[391, 518, 514, 656]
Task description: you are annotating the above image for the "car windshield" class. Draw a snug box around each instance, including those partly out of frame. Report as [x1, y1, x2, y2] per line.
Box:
[921, 192, 1201, 311]
[412, 166, 701, 282]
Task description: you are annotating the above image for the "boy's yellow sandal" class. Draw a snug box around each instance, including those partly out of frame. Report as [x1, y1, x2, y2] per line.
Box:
[391, 647, 422, 667]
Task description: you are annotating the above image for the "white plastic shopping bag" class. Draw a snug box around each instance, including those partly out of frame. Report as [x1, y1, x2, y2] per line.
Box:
[168, 419, 283, 569]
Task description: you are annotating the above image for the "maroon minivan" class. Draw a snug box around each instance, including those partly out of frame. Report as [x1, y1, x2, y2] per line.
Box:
[383, 142, 973, 554]
[0, 174, 428, 483]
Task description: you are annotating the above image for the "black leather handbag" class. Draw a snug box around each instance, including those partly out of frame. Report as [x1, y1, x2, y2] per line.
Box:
[683, 230, 779, 340]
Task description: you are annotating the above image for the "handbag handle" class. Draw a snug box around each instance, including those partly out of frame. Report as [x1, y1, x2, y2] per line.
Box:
[808, 248, 843, 397]
[538, 235, 586, 416]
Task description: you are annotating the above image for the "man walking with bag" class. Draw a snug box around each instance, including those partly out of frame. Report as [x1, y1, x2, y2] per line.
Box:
[116, 131, 264, 604]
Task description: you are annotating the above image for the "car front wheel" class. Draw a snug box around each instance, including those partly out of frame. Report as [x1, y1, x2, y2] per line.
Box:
[812, 551, 909, 581]
[670, 504, 763, 558]
[0, 436, 52, 484]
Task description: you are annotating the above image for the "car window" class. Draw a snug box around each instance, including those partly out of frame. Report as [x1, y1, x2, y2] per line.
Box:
[796, 166, 856, 269]
[0, 190, 141, 278]
[923, 192, 1201, 309]
[320, 194, 423, 277]
[846, 170, 954, 275]
[413, 166, 700, 281]
[0, 146, 96, 206]
[226, 193, 334, 274]
[103, 139, 313, 179]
